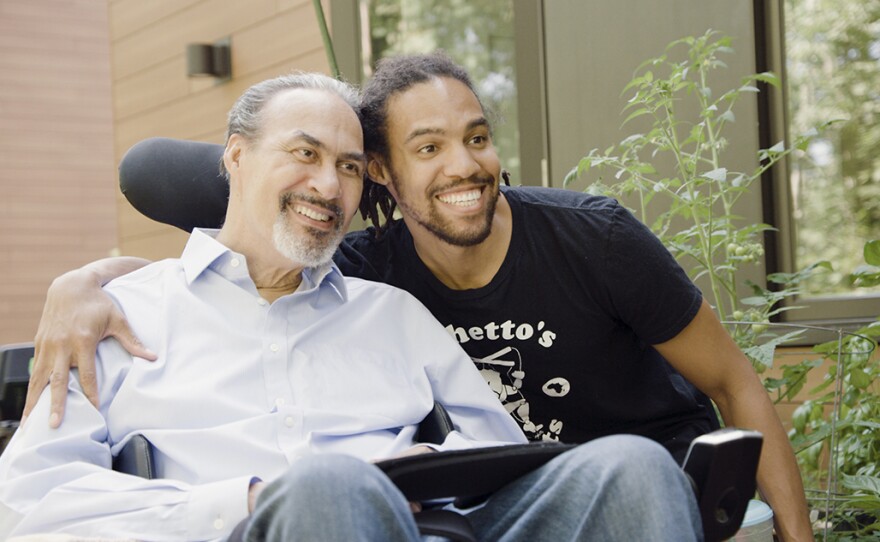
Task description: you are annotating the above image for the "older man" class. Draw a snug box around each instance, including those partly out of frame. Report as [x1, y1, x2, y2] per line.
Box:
[2, 72, 702, 541]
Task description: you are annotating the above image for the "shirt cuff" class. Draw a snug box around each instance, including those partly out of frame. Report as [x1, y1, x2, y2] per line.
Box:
[186, 475, 253, 540]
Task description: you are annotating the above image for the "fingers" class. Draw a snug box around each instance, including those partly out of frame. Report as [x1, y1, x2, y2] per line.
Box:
[409, 501, 423, 514]
[48, 363, 70, 429]
[22, 344, 51, 423]
[107, 307, 156, 361]
[75, 351, 100, 411]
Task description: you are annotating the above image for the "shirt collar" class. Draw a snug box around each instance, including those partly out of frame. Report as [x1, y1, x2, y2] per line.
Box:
[181, 228, 348, 302]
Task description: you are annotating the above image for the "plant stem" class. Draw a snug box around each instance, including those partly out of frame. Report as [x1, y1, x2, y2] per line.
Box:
[311, 0, 339, 79]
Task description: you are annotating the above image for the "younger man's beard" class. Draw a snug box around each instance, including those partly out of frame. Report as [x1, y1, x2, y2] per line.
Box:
[390, 171, 499, 247]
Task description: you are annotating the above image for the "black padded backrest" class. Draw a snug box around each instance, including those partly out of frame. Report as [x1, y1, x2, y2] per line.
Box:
[119, 138, 228, 232]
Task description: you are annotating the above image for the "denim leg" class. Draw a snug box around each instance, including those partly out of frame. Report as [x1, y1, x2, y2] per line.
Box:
[243, 454, 421, 542]
[465, 435, 704, 542]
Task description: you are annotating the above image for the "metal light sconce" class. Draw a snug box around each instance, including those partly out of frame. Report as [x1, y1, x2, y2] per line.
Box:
[186, 38, 231, 80]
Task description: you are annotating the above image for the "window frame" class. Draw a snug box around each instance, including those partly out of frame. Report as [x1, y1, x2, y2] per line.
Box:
[754, 0, 880, 330]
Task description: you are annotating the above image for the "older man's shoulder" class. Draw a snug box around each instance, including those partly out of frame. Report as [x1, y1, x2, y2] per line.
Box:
[104, 258, 182, 292]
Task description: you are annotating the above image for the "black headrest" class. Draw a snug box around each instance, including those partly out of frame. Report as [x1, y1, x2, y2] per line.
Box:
[118, 138, 229, 232]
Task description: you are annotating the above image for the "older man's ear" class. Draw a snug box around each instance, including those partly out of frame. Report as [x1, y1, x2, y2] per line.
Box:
[223, 134, 245, 179]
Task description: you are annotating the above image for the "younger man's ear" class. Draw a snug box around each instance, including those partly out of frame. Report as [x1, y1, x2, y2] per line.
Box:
[367, 156, 390, 187]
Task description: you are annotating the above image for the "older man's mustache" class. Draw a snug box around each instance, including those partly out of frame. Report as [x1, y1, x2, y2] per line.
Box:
[280, 193, 345, 227]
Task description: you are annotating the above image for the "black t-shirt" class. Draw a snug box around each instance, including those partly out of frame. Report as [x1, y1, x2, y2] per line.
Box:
[335, 186, 719, 461]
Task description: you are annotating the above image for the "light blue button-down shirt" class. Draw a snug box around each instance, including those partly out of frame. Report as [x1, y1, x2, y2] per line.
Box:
[0, 229, 526, 541]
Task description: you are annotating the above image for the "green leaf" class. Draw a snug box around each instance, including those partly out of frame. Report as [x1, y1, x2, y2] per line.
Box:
[842, 474, 880, 496]
[752, 71, 781, 87]
[718, 110, 736, 123]
[767, 140, 785, 153]
[563, 167, 579, 186]
[703, 168, 727, 182]
[865, 240, 880, 266]
[620, 133, 646, 146]
[852, 265, 880, 287]
[744, 342, 776, 369]
[622, 108, 652, 126]
[577, 156, 593, 176]
[850, 367, 872, 389]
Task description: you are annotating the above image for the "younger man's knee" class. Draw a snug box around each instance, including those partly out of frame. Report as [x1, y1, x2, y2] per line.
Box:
[555, 434, 685, 489]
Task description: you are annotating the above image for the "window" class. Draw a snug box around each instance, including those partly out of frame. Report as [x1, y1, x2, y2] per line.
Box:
[334, 0, 524, 182]
[761, 0, 880, 325]
[783, 0, 880, 301]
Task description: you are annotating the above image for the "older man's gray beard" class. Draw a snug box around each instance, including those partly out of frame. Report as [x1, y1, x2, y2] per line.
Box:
[272, 196, 345, 268]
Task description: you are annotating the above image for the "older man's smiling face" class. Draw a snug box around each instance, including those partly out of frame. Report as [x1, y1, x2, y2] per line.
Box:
[230, 87, 365, 267]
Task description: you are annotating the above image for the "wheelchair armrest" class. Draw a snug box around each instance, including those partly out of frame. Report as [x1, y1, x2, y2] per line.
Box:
[376, 442, 576, 503]
[415, 402, 455, 445]
[682, 427, 763, 542]
[0, 343, 33, 424]
[113, 434, 156, 479]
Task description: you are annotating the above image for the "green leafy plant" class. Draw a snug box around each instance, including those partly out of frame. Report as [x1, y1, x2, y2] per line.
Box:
[851, 240, 880, 289]
[564, 30, 879, 538]
[563, 30, 828, 370]
[786, 246, 880, 540]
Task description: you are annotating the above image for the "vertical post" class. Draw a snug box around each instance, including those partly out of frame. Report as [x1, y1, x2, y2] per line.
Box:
[312, 0, 340, 79]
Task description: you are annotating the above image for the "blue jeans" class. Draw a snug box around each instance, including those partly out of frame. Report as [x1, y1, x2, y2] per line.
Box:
[242, 435, 703, 541]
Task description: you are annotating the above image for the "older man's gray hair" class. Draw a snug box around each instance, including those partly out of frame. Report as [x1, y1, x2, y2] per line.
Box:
[221, 72, 360, 179]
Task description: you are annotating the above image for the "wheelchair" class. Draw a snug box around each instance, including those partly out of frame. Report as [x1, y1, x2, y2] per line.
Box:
[0, 137, 767, 540]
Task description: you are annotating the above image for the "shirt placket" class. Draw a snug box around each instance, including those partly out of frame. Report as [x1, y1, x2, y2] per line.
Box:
[262, 300, 302, 462]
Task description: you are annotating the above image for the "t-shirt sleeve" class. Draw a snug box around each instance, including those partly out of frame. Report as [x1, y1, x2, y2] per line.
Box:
[601, 203, 702, 344]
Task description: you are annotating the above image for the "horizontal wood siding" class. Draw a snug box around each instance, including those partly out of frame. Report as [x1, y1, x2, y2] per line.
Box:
[0, 0, 118, 344]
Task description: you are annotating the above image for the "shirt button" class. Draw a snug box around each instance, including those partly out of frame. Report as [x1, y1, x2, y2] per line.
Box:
[257, 298, 268, 306]
[269, 343, 279, 352]
[275, 397, 286, 408]
[230, 258, 240, 268]
[213, 517, 225, 530]
[285, 416, 295, 427]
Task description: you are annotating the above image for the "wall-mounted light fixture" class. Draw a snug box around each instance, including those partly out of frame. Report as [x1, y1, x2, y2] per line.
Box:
[186, 37, 231, 80]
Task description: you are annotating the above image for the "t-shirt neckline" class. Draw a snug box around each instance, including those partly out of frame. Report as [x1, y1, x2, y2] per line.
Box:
[400, 187, 523, 301]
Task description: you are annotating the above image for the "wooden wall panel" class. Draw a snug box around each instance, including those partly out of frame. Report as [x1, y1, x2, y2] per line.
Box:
[108, 0, 204, 41]
[111, 0, 277, 80]
[113, 57, 190, 121]
[0, 1, 118, 344]
[119, 229, 189, 263]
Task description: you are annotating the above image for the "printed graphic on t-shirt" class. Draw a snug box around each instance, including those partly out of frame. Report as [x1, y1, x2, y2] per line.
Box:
[470, 346, 566, 442]
[444, 319, 567, 441]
